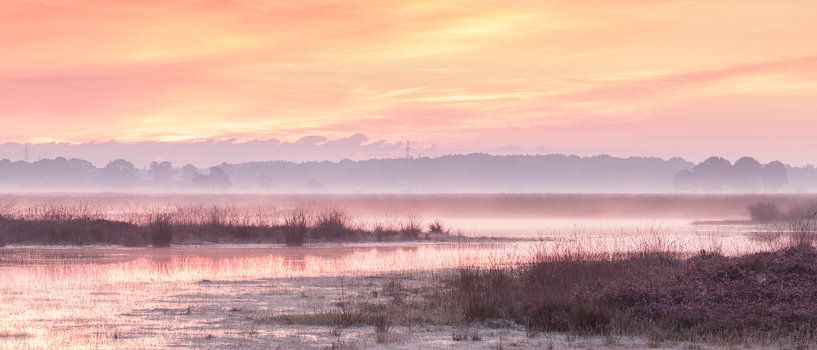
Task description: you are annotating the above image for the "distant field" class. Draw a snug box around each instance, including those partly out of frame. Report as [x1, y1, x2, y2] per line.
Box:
[2, 193, 816, 219]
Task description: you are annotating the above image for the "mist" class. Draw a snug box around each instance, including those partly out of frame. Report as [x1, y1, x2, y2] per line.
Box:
[0, 134, 413, 167]
[0, 153, 814, 193]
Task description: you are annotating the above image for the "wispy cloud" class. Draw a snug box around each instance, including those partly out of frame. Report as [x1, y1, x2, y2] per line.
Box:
[1, 0, 817, 162]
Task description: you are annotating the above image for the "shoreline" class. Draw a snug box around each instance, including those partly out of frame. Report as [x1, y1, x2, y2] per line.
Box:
[0, 237, 533, 250]
[3, 226, 816, 348]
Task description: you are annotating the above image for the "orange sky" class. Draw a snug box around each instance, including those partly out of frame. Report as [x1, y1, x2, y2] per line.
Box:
[1, 0, 817, 163]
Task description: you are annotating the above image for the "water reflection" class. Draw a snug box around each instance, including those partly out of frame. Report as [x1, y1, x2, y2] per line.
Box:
[0, 243, 523, 288]
[0, 242, 535, 349]
[0, 222, 780, 349]
[0, 230, 771, 290]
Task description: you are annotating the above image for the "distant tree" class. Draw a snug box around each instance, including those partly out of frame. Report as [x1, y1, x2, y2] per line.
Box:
[734, 157, 762, 174]
[181, 164, 200, 183]
[33, 157, 97, 188]
[192, 166, 231, 190]
[257, 173, 272, 189]
[763, 161, 788, 190]
[148, 161, 177, 184]
[694, 157, 732, 176]
[98, 159, 138, 188]
[672, 169, 694, 191]
[690, 157, 732, 191]
[306, 178, 325, 192]
[207, 167, 231, 189]
[674, 157, 788, 192]
[733, 157, 763, 190]
[0, 153, 803, 192]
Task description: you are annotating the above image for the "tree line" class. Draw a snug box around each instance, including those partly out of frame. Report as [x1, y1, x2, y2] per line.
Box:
[0, 158, 230, 190]
[673, 157, 788, 192]
[0, 154, 809, 192]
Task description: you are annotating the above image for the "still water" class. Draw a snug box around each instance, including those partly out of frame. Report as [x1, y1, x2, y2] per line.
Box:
[0, 218, 776, 349]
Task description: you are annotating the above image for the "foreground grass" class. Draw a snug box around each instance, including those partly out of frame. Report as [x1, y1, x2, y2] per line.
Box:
[449, 246, 817, 343]
[268, 242, 817, 348]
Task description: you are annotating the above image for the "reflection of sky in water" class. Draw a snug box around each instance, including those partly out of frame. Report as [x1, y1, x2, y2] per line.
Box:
[0, 220, 772, 287]
[0, 221, 779, 349]
[0, 243, 527, 287]
[2, 243, 527, 349]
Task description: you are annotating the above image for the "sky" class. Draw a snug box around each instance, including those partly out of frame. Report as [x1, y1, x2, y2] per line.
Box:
[1, 0, 817, 164]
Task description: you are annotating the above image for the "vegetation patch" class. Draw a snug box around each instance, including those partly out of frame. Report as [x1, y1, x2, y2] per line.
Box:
[437, 242, 817, 344]
[0, 205, 454, 247]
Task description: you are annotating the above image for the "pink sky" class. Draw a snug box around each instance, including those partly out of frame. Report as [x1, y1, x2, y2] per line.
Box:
[1, 0, 817, 164]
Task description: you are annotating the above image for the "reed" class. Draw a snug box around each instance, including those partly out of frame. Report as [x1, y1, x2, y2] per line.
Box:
[440, 226, 817, 343]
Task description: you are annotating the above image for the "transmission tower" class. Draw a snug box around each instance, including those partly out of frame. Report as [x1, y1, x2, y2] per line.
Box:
[406, 141, 411, 159]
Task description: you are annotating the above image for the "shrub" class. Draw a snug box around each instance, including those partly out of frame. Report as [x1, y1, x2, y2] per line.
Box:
[312, 209, 352, 239]
[0, 217, 6, 248]
[283, 209, 308, 246]
[439, 241, 817, 342]
[451, 328, 481, 342]
[400, 215, 422, 238]
[787, 213, 817, 247]
[121, 231, 150, 247]
[453, 267, 516, 321]
[748, 202, 785, 222]
[149, 214, 174, 247]
[0, 204, 451, 246]
[786, 201, 817, 222]
[373, 314, 392, 344]
[748, 201, 817, 224]
[428, 220, 447, 234]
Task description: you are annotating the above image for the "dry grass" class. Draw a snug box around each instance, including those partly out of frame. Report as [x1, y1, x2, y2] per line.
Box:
[312, 209, 353, 240]
[0, 204, 450, 247]
[428, 220, 448, 234]
[399, 214, 423, 239]
[256, 223, 817, 347]
[786, 212, 817, 247]
[432, 222, 817, 345]
[748, 201, 817, 224]
[148, 213, 174, 247]
[283, 209, 308, 246]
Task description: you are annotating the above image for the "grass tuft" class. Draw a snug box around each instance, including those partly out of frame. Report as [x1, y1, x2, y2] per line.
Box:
[149, 214, 174, 247]
[283, 209, 308, 247]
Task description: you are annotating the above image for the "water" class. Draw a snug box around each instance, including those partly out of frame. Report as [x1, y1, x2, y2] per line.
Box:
[0, 219, 780, 349]
[0, 193, 789, 349]
[0, 243, 518, 349]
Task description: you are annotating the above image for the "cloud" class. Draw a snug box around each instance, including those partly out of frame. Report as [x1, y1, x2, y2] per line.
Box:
[2, 0, 817, 163]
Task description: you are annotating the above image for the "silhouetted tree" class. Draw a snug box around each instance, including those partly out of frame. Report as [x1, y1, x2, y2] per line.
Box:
[733, 157, 763, 190]
[192, 166, 231, 190]
[181, 164, 199, 183]
[148, 161, 177, 184]
[0, 153, 803, 192]
[207, 167, 231, 189]
[672, 169, 694, 191]
[674, 157, 788, 192]
[690, 157, 732, 191]
[763, 161, 788, 190]
[98, 159, 138, 188]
